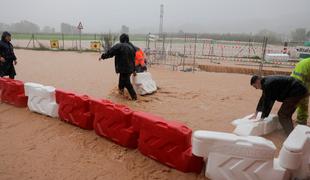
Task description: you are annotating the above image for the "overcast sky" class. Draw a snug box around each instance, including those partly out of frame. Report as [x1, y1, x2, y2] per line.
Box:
[0, 0, 309, 34]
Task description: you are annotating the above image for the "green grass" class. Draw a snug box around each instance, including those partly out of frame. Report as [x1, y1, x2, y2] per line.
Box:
[12, 33, 260, 45]
[11, 33, 147, 41]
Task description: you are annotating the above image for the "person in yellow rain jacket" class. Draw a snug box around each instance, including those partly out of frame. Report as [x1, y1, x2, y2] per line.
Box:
[291, 57, 310, 125]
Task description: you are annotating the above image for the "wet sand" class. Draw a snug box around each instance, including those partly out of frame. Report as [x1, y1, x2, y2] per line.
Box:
[0, 49, 307, 180]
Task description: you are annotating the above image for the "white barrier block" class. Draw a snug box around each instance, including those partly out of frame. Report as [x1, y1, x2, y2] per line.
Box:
[192, 130, 289, 180]
[279, 125, 310, 179]
[132, 72, 157, 95]
[24, 82, 58, 118]
[232, 113, 282, 136]
[265, 53, 289, 62]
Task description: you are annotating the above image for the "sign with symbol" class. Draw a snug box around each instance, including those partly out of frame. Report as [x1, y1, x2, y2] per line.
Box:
[90, 41, 101, 50]
[77, 22, 83, 30]
[50, 40, 59, 49]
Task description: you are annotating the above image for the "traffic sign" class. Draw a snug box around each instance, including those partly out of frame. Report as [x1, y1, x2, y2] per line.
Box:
[50, 40, 59, 49]
[77, 22, 83, 30]
[90, 41, 101, 50]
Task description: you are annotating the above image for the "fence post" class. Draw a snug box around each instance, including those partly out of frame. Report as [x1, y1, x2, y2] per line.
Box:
[169, 38, 172, 56]
[79, 30, 82, 52]
[193, 34, 197, 72]
[182, 33, 187, 71]
[62, 33, 65, 50]
[32, 34, 35, 48]
[259, 37, 268, 76]
[147, 33, 150, 49]
[202, 40, 205, 56]
[162, 33, 166, 63]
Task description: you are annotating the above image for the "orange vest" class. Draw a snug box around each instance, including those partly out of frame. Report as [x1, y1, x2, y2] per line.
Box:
[135, 48, 145, 66]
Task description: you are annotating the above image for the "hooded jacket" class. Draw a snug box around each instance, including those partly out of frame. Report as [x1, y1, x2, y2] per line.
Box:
[256, 75, 308, 118]
[101, 34, 136, 74]
[0, 31, 17, 76]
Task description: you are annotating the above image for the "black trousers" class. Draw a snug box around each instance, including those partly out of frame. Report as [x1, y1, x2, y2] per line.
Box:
[118, 73, 137, 99]
[0, 71, 15, 79]
[0, 63, 16, 79]
[278, 94, 308, 135]
[0, 74, 15, 79]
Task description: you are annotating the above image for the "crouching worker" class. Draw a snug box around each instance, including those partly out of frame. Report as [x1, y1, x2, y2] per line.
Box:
[99, 33, 137, 100]
[135, 48, 147, 73]
[250, 75, 308, 135]
[291, 58, 310, 125]
[0, 31, 17, 79]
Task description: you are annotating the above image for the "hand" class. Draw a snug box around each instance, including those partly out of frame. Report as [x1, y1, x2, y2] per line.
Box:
[249, 113, 257, 120]
[14, 60, 17, 65]
[0, 57, 5, 62]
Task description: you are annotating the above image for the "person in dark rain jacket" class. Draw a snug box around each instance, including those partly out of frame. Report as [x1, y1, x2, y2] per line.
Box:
[250, 75, 308, 135]
[99, 33, 137, 100]
[0, 31, 17, 79]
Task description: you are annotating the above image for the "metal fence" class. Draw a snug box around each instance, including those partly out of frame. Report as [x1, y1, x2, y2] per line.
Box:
[11, 33, 122, 52]
[10, 32, 307, 74]
[144, 33, 304, 73]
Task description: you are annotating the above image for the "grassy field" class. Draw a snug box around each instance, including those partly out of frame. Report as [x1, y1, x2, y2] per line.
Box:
[11, 33, 147, 41]
[11, 33, 266, 45]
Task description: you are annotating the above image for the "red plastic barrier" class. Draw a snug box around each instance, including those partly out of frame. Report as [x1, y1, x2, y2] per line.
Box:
[0, 78, 27, 107]
[132, 111, 204, 173]
[90, 99, 138, 148]
[55, 89, 93, 130]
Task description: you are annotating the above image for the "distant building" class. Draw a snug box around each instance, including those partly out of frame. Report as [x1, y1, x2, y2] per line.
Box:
[120, 25, 129, 34]
[60, 23, 79, 34]
[42, 26, 55, 33]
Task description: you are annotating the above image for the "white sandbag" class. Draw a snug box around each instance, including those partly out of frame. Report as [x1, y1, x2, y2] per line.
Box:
[24, 82, 58, 117]
[192, 130, 289, 180]
[132, 72, 157, 95]
[232, 113, 282, 136]
[278, 125, 310, 179]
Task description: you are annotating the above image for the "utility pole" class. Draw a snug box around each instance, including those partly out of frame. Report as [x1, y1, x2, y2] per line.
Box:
[159, 4, 164, 37]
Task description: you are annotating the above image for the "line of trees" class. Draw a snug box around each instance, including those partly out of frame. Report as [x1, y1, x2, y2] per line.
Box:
[0, 20, 309, 43]
[0, 20, 80, 34]
[291, 28, 310, 42]
[60, 23, 79, 34]
[0, 20, 41, 33]
[173, 28, 310, 44]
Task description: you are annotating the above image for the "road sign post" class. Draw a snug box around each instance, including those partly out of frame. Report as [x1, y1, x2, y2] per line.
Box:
[77, 22, 83, 52]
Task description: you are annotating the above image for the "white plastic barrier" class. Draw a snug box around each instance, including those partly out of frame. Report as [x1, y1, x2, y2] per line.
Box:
[24, 82, 58, 117]
[232, 113, 281, 136]
[132, 72, 157, 95]
[278, 125, 310, 180]
[192, 130, 289, 180]
[265, 53, 289, 62]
